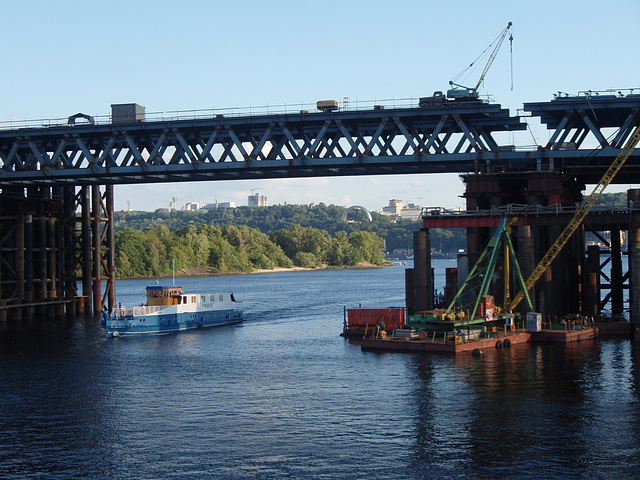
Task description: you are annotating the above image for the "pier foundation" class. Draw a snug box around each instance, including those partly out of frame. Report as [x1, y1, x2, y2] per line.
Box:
[411, 173, 636, 323]
[0, 185, 116, 322]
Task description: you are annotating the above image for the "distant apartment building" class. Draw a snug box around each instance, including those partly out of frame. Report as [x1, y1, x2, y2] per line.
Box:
[184, 202, 203, 211]
[381, 199, 422, 220]
[248, 193, 268, 207]
[203, 201, 236, 210]
[183, 200, 236, 211]
[382, 199, 403, 215]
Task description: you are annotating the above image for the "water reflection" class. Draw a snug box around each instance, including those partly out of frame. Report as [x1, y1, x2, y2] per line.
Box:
[405, 339, 640, 479]
[2, 266, 640, 479]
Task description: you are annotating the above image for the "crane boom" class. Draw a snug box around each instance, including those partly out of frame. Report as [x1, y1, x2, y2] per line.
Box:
[447, 22, 513, 100]
[509, 124, 640, 311]
[474, 22, 512, 91]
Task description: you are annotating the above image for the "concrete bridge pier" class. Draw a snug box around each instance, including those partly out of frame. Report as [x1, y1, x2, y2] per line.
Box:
[584, 245, 600, 318]
[412, 229, 433, 313]
[461, 172, 586, 319]
[628, 190, 640, 338]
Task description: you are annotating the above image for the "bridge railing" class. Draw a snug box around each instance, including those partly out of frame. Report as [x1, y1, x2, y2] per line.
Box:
[421, 202, 640, 219]
[0, 97, 430, 131]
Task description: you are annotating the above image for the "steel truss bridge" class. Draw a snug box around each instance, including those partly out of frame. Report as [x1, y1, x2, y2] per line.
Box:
[0, 92, 639, 318]
[1, 93, 640, 187]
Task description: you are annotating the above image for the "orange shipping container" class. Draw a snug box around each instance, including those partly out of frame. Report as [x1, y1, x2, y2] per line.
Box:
[347, 308, 405, 332]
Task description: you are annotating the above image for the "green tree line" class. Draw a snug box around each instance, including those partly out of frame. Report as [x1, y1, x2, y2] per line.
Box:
[115, 224, 386, 278]
[114, 203, 467, 254]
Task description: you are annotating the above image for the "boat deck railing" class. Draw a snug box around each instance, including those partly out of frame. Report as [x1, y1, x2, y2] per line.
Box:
[132, 305, 164, 316]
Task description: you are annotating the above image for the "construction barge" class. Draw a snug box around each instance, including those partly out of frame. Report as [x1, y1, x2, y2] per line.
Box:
[344, 305, 598, 354]
[360, 322, 598, 354]
[343, 213, 602, 355]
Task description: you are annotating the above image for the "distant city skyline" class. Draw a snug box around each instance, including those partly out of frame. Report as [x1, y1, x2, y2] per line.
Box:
[121, 184, 438, 213]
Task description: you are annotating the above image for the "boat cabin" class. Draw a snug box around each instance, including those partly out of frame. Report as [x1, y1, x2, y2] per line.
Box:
[146, 286, 183, 306]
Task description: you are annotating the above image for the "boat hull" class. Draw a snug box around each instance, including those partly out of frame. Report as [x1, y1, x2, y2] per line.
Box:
[105, 308, 243, 337]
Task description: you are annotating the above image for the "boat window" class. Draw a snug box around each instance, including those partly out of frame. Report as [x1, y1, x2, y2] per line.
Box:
[183, 296, 187, 303]
[191, 296, 196, 303]
[219, 294, 223, 302]
[201, 295, 205, 302]
[230, 294, 236, 302]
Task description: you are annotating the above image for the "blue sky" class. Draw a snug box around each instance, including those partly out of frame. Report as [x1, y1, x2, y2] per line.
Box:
[2, 0, 638, 212]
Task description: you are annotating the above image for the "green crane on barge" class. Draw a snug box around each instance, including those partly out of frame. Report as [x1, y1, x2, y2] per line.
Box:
[408, 215, 531, 334]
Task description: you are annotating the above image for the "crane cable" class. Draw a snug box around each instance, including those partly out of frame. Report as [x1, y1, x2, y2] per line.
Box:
[450, 24, 510, 87]
[473, 22, 512, 91]
[509, 28, 514, 91]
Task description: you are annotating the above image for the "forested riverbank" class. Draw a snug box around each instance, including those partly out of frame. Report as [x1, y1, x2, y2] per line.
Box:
[114, 203, 467, 254]
[115, 223, 387, 278]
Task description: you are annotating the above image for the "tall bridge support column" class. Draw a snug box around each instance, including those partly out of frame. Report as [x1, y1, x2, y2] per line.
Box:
[584, 245, 600, 317]
[405, 269, 415, 316]
[106, 184, 116, 312]
[61, 186, 78, 317]
[24, 213, 33, 321]
[0, 218, 3, 322]
[629, 190, 640, 333]
[81, 187, 92, 314]
[514, 225, 534, 314]
[36, 215, 46, 316]
[53, 214, 64, 318]
[413, 229, 432, 312]
[14, 213, 25, 321]
[538, 223, 584, 320]
[567, 224, 585, 315]
[47, 216, 59, 319]
[91, 186, 102, 315]
[610, 226, 624, 316]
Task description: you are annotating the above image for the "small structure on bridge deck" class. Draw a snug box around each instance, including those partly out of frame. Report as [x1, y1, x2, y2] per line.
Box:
[67, 113, 94, 125]
[111, 103, 145, 124]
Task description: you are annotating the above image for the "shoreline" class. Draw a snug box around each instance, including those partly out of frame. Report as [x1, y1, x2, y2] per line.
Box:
[117, 262, 388, 281]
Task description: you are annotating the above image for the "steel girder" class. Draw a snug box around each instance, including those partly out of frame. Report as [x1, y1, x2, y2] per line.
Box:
[525, 94, 640, 150]
[0, 96, 639, 186]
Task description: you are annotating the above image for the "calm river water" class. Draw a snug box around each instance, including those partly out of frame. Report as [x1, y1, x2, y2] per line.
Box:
[1, 261, 640, 479]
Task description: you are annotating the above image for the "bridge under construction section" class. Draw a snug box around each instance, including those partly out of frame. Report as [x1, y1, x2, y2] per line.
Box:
[0, 92, 640, 323]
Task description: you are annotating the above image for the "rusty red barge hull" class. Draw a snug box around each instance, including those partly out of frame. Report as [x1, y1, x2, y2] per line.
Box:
[360, 328, 598, 354]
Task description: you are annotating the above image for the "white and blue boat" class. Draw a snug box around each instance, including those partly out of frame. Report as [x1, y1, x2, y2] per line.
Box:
[105, 285, 243, 337]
